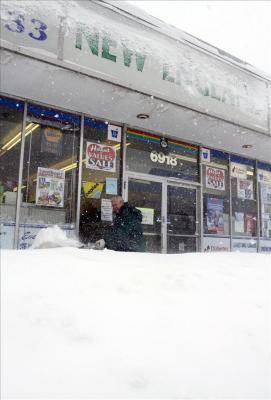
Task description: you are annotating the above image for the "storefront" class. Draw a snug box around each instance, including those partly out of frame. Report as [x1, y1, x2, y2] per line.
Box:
[0, 1, 271, 252]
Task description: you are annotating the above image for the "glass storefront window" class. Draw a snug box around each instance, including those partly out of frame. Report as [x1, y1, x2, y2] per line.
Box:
[79, 117, 121, 244]
[126, 128, 199, 182]
[18, 103, 80, 248]
[230, 159, 257, 238]
[203, 150, 230, 236]
[258, 166, 271, 253]
[0, 96, 24, 248]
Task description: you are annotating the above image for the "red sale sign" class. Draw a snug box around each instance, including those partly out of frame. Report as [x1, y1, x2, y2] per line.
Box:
[86, 142, 116, 172]
[206, 167, 225, 191]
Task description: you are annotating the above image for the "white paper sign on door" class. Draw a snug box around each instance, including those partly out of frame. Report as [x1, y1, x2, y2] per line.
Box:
[101, 199, 113, 221]
[136, 207, 154, 225]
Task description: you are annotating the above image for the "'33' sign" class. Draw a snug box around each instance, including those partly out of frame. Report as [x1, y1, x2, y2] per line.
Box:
[4, 10, 47, 41]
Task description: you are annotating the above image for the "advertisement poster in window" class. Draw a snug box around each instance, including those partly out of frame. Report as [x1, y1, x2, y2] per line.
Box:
[257, 169, 271, 184]
[237, 179, 254, 200]
[261, 184, 271, 238]
[36, 167, 65, 207]
[231, 163, 247, 179]
[136, 207, 154, 225]
[232, 238, 257, 252]
[203, 237, 230, 252]
[259, 239, 271, 253]
[234, 212, 244, 233]
[206, 167, 225, 191]
[86, 142, 116, 172]
[207, 197, 224, 234]
[101, 198, 113, 221]
[244, 214, 256, 235]
[106, 177, 118, 195]
[261, 184, 271, 203]
[83, 181, 104, 199]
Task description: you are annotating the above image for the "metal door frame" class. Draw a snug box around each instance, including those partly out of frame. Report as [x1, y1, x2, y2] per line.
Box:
[124, 172, 201, 253]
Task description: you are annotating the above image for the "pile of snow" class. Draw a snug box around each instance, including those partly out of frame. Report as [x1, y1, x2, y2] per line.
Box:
[31, 225, 79, 249]
[1, 249, 271, 399]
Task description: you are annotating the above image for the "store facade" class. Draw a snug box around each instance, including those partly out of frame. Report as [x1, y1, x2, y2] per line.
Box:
[1, 0, 271, 252]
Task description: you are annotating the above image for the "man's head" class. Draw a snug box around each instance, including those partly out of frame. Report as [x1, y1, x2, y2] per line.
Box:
[111, 196, 124, 213]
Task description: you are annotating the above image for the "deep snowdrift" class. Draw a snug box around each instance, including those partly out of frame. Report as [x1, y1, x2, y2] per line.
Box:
[1, 248, 271, 399]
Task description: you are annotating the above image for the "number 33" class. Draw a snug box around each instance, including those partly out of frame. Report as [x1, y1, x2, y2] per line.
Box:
[5, 11, 47, 41]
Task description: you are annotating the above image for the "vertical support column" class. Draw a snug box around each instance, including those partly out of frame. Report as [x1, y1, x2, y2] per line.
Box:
[255, 160, 261, 252]
[75, 114, 84, 238]
[267, 83, 271, 136]
[161, 180, 167, 254]
[199, 147, 203, 252]
[14, 102, 28, 249]
[229, 155, 233, 252]
[121, 124, 127, 198]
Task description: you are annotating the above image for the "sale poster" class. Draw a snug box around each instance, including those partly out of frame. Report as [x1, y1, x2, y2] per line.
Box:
[237, 179, 253, 200]
[86, 142, 116, 172]
[206, 167, 225, 191]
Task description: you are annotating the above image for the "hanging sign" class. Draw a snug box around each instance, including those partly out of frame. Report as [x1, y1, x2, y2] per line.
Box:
[231, 162, 247, 179]
[237, 179, 254, 200]
[86, 142, 116, 172]
[107, 124, 122, 142]
[258, 169, 271, 184]
[201, 148, 210, 163]
[41, 127, 63, 156]
[101, 198, 113, 221]
[206, 167, 225, 191]
[36, 167, 65, 207]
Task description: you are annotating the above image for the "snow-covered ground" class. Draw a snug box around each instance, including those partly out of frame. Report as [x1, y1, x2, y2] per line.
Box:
[1, 248, 271, 399]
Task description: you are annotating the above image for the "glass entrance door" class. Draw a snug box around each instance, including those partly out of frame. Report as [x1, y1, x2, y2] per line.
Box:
[167, 184, 198, 253]
[126, 174, 200, 253]
[126, 178, 163, 253]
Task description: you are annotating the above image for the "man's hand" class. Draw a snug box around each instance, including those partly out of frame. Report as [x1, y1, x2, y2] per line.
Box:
[94, 239, 105, 250]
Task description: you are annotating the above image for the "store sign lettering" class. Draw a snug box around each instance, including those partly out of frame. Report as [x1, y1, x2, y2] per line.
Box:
[150, 151, 177, 166]
[2, 8, 242, 111]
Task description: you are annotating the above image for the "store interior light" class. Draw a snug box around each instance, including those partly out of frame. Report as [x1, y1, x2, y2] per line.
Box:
[61, 162, 78, 172]
[1, 123, 40, 152]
